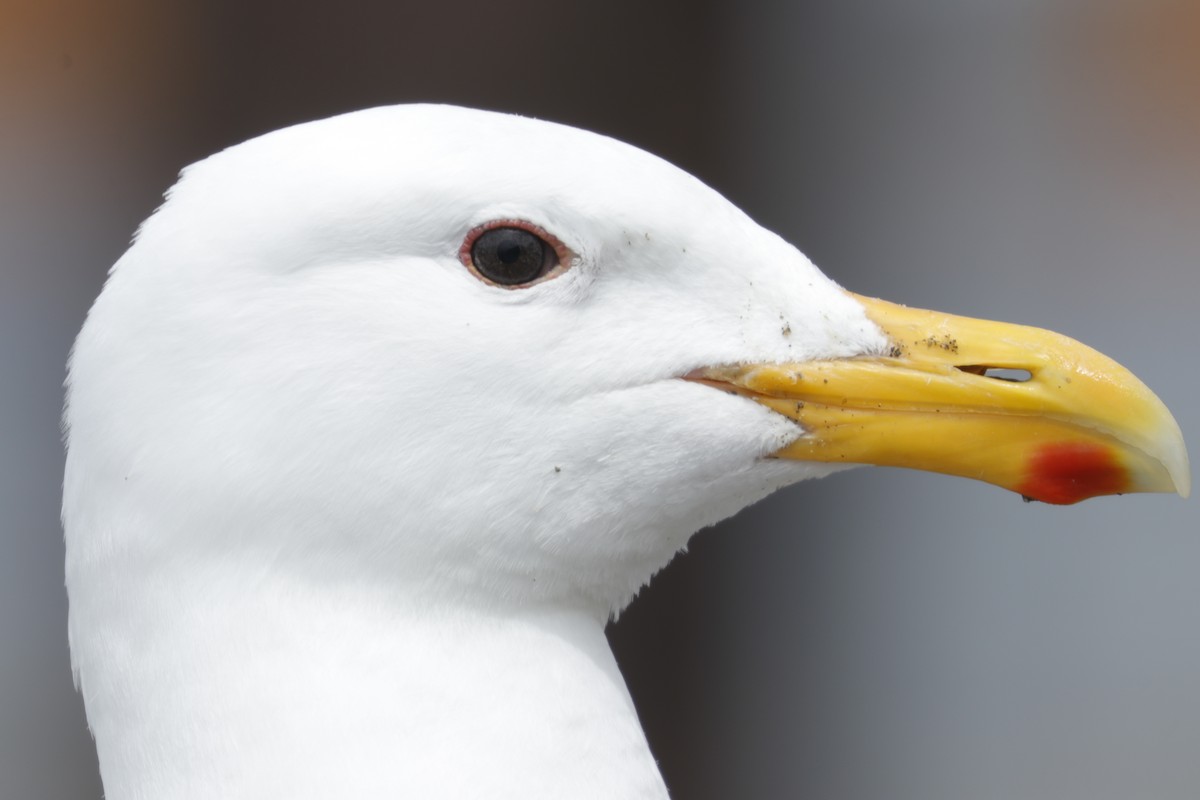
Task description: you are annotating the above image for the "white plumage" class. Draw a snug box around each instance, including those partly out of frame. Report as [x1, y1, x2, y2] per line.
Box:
[64, 105, 884, 799]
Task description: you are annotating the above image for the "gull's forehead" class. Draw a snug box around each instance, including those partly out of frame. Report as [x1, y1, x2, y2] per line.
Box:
[174, 104, 739, 256]
[349, 105, 713, 199]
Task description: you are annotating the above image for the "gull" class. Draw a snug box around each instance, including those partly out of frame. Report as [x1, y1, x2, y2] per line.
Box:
[62, 104, 1189, 799]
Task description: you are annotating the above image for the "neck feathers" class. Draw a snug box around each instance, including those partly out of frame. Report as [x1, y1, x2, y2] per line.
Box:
[70, 570, 669, 799]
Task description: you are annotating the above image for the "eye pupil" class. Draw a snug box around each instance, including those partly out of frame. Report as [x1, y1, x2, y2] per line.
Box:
[496, 241, 523, 264]
[470, 227, 554, 286]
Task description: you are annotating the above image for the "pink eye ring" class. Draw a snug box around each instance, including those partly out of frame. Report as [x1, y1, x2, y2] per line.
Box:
[460, 220, 571, 288]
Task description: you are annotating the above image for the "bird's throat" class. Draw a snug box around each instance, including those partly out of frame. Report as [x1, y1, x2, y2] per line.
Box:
[75, 571, 670, 799]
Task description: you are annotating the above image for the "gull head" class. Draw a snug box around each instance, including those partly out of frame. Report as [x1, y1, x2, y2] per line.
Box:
[60, 104, 1187, 800]
[64, 105, 1187, 619]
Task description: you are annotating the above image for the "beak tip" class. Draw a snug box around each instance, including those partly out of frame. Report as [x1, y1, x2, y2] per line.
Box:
[1161, 414, 1191, 499]
[1172, 462, 1191, 499]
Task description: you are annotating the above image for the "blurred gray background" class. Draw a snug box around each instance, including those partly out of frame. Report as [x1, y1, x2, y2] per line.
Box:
[3, 1, 1197, 798]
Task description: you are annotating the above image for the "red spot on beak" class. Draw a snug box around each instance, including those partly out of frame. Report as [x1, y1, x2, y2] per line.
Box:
[1018, 442, 1129, 505]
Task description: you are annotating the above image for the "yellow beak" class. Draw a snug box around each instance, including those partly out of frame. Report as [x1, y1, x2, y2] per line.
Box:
[696, 293, 1190, 504]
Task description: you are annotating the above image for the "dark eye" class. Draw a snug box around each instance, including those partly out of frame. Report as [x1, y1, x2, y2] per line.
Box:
[470, 227, 557, 286]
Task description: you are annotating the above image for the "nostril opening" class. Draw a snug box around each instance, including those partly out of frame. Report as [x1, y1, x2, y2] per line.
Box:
[984, 368, 1033, 382]
[957, 365, 1033, 383]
